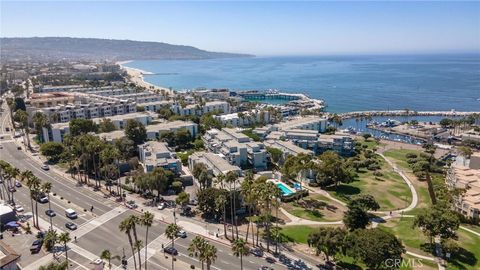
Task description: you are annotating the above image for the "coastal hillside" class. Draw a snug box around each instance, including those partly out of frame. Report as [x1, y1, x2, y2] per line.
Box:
[0, 37, 253, 62]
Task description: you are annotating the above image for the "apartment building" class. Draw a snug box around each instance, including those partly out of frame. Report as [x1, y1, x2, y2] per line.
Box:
[145, 121, 198, 140]
[264, 139, 313, 160]
[203, 128, 268, 170]
[446, 163, 480, 220]
[272, 116, 328, 132]
[215, 109, 271, 127]
[138, 100, 172, 112]
[188, 151, 241, 177]
[138, 141, 181, 173]
[171, 100, 230, 116]
[42, 112, 154, 142]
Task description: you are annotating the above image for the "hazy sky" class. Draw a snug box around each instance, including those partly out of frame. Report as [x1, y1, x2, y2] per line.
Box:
[1, 1, 479, 55]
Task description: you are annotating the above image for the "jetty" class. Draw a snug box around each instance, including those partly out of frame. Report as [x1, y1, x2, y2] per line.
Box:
[237, 90, 326, 111]
[337, 110, 480, 120]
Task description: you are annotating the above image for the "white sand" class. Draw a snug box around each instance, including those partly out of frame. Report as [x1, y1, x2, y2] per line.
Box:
[117, 61, 173, 95]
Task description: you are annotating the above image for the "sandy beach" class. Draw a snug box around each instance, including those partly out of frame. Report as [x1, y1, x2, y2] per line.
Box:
[117, 61, 174, 95]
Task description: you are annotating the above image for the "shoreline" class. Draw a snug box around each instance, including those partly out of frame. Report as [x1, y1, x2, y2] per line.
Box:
[116, 60, 173, 94]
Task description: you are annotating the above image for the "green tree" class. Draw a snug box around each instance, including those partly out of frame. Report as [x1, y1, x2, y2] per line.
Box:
[32, 111, 49, 142]
[231, 238, 249, 270]
[125, 119, 147, 146]
[44, 229, 58, 252]
[69, 118, 97, 136]
[266, 147, 283, 164]
[119, 216, 138, 270]
[343, 205, 370, 231]
[188, 236, 207, 270]
[175, 191, 190, 208]
[39, 261, 68, 270]
[98, 118, 117, 133]
[345, 228, 405, 270]
[362, 133, 372, 141]
[100, 249, 120, 270]
[193, 163, 211, 190]
[316, 151, 354, 188]
[413, 206, 460, 245]
[14, 109, 31, 149]
[140, 211, 154, 270]
[348, 194, 380, 212]
[308, 227, 347, 262]
[40, 142, 65, 162]
[58, 232, 71, 267]
[165, 223, 181, 270]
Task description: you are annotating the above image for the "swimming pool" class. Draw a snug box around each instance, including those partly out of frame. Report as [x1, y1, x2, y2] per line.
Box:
[276, 182, 295, 196]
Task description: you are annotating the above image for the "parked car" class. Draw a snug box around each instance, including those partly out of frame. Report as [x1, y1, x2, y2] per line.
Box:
[188, 199, 198, 206]
[45, 209, 56, 217]
[65, 222, 77, 230]
[17, 146, 21, 150]
[8, 186, 16, 192]
[163, 246, 178, 255]
[176, 230, 187, 238]
[265, 257, 276, 264]
[157, 202, 166, 210]
[30, 239, 44, 253]
[41, 164, 50, 170]
[258, 266, 274, 270]
[251, 248, 264, 257]
[15, 181, 21, 187]
[14, 205, 24, 212]
[126, 200, 138, 209]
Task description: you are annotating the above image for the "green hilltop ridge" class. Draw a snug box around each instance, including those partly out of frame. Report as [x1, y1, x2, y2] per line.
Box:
[0, 37, 253, 62]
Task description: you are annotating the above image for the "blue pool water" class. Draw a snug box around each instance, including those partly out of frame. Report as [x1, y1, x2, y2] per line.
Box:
[276, 182, 295, 196]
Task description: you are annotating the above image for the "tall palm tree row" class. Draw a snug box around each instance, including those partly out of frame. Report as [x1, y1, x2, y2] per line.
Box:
[232, 238, 250, 270]
[165, 223, 181, 270]
[188, 236, 218, 270]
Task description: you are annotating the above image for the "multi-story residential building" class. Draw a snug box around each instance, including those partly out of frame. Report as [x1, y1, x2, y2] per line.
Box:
[138, 100, 172, 112]
[192, 88, 231, 100]
[215, 109, 271, 127]
[138, 141, 181, 173]
[39, 84, 86, 92]
[264, 139, 313, 160]
[446, 163, 480, 220]
[316, 135, 355, 156]
[272, 116, 328, 132]
[28, 92, 77, 108]
[188, 151, 241, 177]
[203, 128, 268, 170]
[42, 112, 154, 142]
[145, 121, 198, 140]
[171, 100, 230, 116]
[30, 93, 137, 123]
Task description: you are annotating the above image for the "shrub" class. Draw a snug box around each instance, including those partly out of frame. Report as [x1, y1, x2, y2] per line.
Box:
[171, 181, 183, 194]
[367, 163, 381, 171]
[405, 153, 417, 159]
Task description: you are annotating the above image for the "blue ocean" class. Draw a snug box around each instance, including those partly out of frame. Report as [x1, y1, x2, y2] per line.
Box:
[124, 55, 480, 113]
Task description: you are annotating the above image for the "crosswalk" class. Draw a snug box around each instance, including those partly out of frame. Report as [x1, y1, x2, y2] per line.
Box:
[118, 233, 169, 270]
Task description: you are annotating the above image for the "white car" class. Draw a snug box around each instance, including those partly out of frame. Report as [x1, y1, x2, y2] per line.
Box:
[157, 202, 166, 210]
[15, 205, 24, 212]
[41, 165, 50, 170]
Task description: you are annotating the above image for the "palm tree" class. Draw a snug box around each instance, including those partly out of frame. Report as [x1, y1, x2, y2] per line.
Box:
[21, 170, 39, 227]
[119, 218, 138, 270]
[42, 182, 53, 229]
[188, 236, 207, 270]
[100, 249, 120, 270]
[165, 223, 181, 270]
[32, 112, 49, 143]
[14, 109, 31, 149]
[6, 166, 19, 206]
[214, 173, 227, 237]
[240, 171, 254, 242]
[141, 211, 154, 270]
[226, 171, 239, 239]
[44, 229, 58, 252]
[232, 238, 249, 270]
[58, 232, 71, 268]
[201, 242, 217, 270]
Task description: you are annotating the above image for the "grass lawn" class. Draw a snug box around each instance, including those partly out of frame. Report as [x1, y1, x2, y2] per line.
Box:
[400, 254, 437, 270]
[379, 217, 432, 257]
[382, 148, 433, 214]
[383, 149, 422, 171]
[446, 230, 480, 270]
[328, 155, 412, 211]
[461, 224, 480, 235]
[279, 225, 319, 244]
[282, 194, 346, 222]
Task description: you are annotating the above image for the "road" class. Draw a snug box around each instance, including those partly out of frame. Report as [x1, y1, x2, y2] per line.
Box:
[0, 100, 314, 270]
